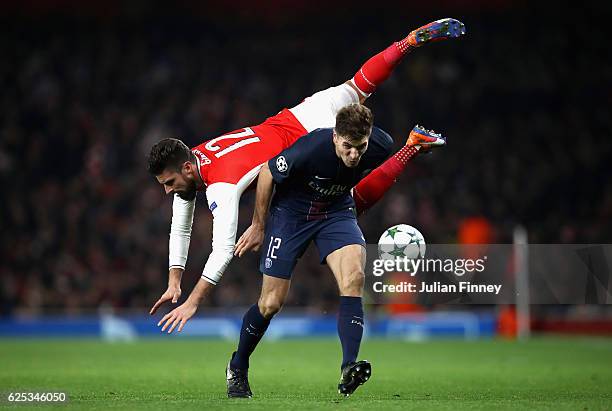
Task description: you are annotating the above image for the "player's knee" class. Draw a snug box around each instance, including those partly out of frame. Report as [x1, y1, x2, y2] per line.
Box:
[257, 296, 284, 319]
[339, 269, 365, 296]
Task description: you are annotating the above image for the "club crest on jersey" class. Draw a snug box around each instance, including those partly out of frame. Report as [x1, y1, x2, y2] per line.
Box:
[193, 149, 211, 165]
[276, 156, 288, 173]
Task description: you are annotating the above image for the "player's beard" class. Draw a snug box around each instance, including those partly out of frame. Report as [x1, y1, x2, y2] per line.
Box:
[177, 179, 197, 201]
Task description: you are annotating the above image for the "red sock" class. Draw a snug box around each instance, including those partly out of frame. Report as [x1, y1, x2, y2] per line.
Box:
[352, 36, 413, 94]
[353, 145, 419, 215]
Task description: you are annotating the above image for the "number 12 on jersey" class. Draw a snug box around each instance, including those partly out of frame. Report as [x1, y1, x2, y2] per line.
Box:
[267, 236, 282, 259]
[204, 127, 260, 158]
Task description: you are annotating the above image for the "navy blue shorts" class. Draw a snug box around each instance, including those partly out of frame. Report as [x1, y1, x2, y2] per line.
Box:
[259, 207, 366, 279]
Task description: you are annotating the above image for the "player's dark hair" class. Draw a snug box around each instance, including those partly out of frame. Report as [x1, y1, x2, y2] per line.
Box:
[147, 138, 195, 175]
[334, 104, 374, 142]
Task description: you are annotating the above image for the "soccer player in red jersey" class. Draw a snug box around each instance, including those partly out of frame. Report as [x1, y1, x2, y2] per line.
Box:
[149, 18, 466, 332]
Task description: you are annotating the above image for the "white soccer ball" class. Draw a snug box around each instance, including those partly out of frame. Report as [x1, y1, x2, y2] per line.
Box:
[378, 224, 426, 261]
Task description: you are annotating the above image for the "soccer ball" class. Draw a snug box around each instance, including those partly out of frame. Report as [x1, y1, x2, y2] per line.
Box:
[378, 224, 426, 260]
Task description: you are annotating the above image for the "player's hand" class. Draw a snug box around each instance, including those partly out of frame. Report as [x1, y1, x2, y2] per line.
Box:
[149, 285, 182, 315]
[157, 301, 198, 334]
[234, 224, 265, 257]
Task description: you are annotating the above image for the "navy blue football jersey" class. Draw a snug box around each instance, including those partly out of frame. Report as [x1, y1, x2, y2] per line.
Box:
[268, 126, 393, 217]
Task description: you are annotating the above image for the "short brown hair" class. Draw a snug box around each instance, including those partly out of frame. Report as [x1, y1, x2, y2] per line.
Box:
[334, 104, 374, 142]
[147, 138, 194, 175]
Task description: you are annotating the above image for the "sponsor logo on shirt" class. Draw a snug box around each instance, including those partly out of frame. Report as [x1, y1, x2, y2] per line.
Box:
[209, 201, 217, 212]
[276, 156, 288, 173]
[193, 149, 212, 165]
[308, 181, 348, 197]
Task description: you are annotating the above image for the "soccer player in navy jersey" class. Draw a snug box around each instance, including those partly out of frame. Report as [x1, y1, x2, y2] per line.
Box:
[228, 104, 446, 398]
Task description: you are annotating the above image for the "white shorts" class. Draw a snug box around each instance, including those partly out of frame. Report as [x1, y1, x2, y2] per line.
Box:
[289, 82, 361, 132]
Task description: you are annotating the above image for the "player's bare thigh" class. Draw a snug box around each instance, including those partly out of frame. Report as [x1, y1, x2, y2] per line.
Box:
[344, 80, 367, 104]
[326, 244, 366, 297]
[257, 274, 291, 319]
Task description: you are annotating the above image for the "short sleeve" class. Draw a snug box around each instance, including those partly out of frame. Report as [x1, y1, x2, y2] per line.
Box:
[268, 131, 317, 185]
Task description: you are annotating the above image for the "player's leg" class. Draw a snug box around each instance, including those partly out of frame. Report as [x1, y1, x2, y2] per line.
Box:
[353, 125, 446, 215]
[317, 219, 367, 369]
[289, 82, 360, 133]
[325, 243, 372, 397]
[326, 244, 366, 366]
[230, 275, 290, 370]
[350, 18, 466, 98]
[232, 275, 291, 370]
[315, 216, 371, 396]
[289, 18, 465, 134]
[227, 274, 289, 398]
[228, 209, 313, 398]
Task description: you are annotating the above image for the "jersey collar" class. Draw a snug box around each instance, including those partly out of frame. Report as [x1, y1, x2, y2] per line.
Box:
[194, 155, 208, 189]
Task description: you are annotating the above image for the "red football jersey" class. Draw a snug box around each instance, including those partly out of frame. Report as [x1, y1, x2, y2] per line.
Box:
[191, 109, 307, 186]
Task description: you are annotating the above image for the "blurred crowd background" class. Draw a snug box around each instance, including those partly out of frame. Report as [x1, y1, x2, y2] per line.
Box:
[1, 1, 611, 315]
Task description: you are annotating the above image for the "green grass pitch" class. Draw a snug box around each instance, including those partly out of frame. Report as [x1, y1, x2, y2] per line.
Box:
[1, 337, 611, 410]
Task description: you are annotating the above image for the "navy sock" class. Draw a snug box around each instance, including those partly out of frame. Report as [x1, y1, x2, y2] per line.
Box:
[337, 296, 364, 369]
[230, 304, 271, 370]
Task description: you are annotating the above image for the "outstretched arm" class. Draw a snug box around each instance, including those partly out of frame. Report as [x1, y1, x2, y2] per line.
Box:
[156, 182, 241, 333]
[234, 162, 274, 257]
[200, 182, 241, 284]
[150, 194, 195, 315]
